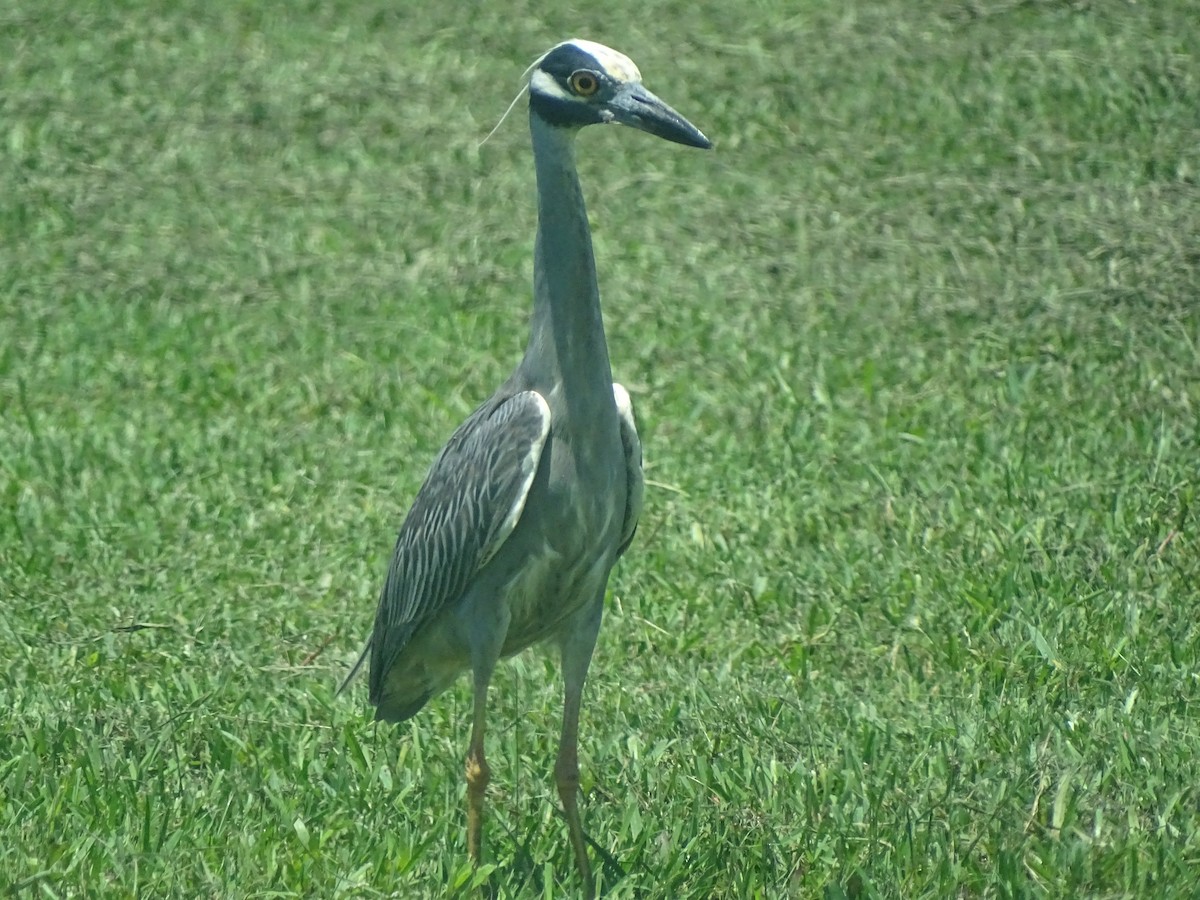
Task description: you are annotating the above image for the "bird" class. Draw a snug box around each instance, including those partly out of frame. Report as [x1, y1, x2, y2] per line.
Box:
[340, 38, 711, 895]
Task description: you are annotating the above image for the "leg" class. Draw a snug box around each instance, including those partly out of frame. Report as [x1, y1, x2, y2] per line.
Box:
[465, 667, 492, 868]
[461, 600, 509, 871]
[556, 596, 603, 898]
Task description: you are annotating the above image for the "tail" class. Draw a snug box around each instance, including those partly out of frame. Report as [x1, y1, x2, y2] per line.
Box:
[336, 639, 371, 697]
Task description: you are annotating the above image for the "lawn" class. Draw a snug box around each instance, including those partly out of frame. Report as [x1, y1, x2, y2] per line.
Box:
[2, 0, 1198, 896]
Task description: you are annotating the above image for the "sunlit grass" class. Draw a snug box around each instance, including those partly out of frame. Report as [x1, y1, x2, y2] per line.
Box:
[3, 0, 1198, 896]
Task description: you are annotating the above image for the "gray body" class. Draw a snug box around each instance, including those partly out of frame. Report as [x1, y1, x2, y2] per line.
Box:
[340, 38, 708, 893]
[359, 113, 642, 723]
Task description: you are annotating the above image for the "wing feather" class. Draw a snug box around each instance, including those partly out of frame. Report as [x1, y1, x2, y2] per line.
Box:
[340, 390, 551, 701]
[613, 383, 644, 558]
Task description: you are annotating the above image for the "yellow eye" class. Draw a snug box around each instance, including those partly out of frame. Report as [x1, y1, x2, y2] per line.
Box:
[568, 70, 600, 96]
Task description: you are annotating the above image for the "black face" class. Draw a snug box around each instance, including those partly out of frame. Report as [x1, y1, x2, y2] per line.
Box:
[528, 44, 614, 127]
[538, 42, 608, 82]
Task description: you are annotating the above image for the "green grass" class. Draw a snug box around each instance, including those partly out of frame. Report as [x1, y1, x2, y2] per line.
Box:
[3, 0, 1199, 896]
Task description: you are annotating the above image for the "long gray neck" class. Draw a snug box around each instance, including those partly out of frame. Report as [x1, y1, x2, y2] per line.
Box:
[518, 111, 615, 408]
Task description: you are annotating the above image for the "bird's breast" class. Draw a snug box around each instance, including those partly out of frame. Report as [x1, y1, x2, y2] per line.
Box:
[497, 423, 626, 652]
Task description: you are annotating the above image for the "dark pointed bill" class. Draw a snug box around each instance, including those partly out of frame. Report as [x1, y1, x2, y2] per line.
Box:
[603, 83, 712, 149]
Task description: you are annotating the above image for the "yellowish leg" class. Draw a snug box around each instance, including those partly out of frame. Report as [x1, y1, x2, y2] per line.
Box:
[466, 674, 492, 868]
[555, 695, 594, 899]
[556, 597, 603, 899]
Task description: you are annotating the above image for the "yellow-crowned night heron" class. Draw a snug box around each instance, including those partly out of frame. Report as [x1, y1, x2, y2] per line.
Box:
[340, 38, 710, 893]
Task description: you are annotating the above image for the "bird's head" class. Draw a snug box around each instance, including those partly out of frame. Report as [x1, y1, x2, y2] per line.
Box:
[526, 39, 712, 149]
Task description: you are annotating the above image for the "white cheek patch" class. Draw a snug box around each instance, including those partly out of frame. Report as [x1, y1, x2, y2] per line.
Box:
[529, 69, 573, 101]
